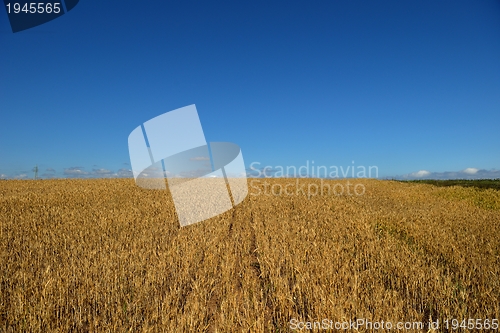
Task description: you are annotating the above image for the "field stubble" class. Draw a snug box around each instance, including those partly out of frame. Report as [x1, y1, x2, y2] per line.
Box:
[0, 178, 499, 332]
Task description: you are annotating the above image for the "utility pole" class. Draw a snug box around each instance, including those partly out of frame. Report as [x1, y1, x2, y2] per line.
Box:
[33, 165, 38, 180]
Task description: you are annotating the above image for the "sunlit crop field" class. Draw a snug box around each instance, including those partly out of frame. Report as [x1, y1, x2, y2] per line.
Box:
[1, 178, 499, 332]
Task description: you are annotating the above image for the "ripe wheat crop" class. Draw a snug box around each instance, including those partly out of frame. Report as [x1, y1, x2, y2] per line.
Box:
[1, 178, 499, 332]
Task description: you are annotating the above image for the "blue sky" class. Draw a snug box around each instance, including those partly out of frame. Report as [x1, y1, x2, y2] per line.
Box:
[1, 0, 499, 180]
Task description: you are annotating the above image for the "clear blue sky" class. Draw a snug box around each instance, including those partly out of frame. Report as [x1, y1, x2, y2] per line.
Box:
[1, 0, 499, 179]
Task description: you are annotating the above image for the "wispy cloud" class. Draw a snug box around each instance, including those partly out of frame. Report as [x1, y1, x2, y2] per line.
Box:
[409, 170, 431, 178]
[398, 168, 500, 180]
[1, 166, 134, 180]
[92, 168, 114, 176]
[116, 168, 133, 178]
[64, 167, 90, 177]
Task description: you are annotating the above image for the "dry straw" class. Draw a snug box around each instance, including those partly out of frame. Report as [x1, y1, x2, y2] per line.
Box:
[0, 178, 499, 332]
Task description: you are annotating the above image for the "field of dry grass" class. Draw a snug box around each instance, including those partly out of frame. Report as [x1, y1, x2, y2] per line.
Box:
[1, 178, 499, 332]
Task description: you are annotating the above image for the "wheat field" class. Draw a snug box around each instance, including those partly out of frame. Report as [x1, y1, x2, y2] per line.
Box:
[1, 178, 499, 332]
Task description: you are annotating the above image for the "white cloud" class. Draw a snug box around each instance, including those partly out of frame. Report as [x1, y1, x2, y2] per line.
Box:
[399, 168, 500, 180]
[64, 167, 90, 177]
[92, 168, 114, 176]
[410, 170, 431, 178]
[463, 167, 479, 175]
